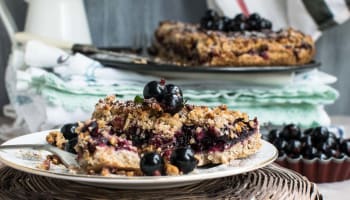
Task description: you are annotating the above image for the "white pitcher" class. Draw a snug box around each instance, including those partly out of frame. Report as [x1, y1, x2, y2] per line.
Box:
[24, 0, 91, 44]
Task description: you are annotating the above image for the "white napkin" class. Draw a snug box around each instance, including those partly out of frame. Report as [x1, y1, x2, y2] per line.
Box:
[24, 40, 157, 84]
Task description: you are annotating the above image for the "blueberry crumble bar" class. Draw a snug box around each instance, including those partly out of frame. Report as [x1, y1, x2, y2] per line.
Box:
[47, 80, 262, 176]
[150, 11, 315, 66]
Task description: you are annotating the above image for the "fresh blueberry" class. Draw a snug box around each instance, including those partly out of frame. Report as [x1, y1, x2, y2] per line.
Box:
[161, 94, 184, 115]
[247, 19, 260, 30]
[267, 129, 280, 142]
[301, 135, 313, 147]
[278, 150, 286, 157]
[272, 138, 287, 151]
[248, 13, 261, 21]
[200, 19, 215, 30]
[340, 139, 350, 156]
[285, 139, 302, 155]
[143, 81, 165, 101]
[161, 84, 184, 114]
[312, 126, 329, 142]
[234, 13, 247, 22]
[203, 9, 220, 21]
[324, 148, 339, 158]
[303, 128, 314, 135]
[164, 84, 183, 96]
[316, 152, 328, 160]
[337, 153, 346, 159]
[140, 152, 164, 176]
[302, 146, 317, 159]
[64, 137, 77, 154]
[325, 135, 337, 149]
[280, 124, 301, 140]
[221, 16, 231, 31]
[60, 123, 78, 140]
[170, 147, 198, 174]
[238, 22, 249, 31]
[214, 18, 225, 31]
[316, 143, 329, 152]
[226, 19, 241, 32]
[259, 19, 272, 29]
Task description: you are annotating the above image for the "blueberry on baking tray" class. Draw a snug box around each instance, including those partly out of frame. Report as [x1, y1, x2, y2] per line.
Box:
[247, 13, 261, 30]
[140, 152, 164, 176]
[170, 147, 198, 174]
[259, 19, 272, 30]
[226, 19, 240, 32]
[203, 9, 220, 21]
[200, 9, 220, 30]
[200, 10, 272, 32]
[221, 16, 231, 31]
[214, 18, 226, 31]
[267, 125, 349, 159]
[248, 13, 261, 21]
[234, 13, 247, 22]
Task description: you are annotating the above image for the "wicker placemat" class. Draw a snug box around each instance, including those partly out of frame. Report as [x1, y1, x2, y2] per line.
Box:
[0, 164, 322, 200]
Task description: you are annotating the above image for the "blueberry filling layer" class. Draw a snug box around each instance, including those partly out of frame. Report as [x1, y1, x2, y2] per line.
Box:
[108, 119, 257, 154]
[114, 126, 176, 150]
[84, 130, 136, 154]
[176, 123, 257, 153]
[82, 116, 257, 155]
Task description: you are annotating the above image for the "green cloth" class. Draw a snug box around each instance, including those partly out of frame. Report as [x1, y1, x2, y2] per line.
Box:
[26, 71, 338, 127]
[30, 72, 339, 107]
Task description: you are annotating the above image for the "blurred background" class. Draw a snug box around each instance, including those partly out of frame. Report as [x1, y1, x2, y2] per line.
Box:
[1, 2, 349, 198]
[0, 0, 349, 116]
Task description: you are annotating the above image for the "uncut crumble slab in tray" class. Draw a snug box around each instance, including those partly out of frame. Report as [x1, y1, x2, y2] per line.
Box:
[152, 21, 315, 66]
[69, 95, 261, 175]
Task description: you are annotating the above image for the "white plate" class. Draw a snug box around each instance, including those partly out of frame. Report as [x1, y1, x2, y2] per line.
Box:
[0, 130, 278, 189]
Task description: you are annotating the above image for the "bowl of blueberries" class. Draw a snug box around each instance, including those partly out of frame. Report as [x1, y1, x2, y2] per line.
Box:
[265, 124, 350, 183]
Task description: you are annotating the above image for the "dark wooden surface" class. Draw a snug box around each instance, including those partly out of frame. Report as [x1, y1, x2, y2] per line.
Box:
[0, 0, 350, 115]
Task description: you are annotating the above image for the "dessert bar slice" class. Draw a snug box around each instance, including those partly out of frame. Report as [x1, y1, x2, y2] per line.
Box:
[47, 81, 262, 176]
[73, 95, 261, 174]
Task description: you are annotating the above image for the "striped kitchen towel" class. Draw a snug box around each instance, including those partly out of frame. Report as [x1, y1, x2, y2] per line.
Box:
[208, 0, 350, 40]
